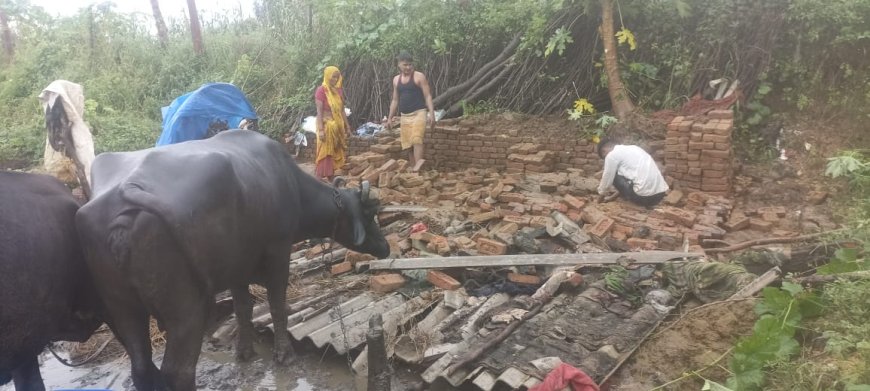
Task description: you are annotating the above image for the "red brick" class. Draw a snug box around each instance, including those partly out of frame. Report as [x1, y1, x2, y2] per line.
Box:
[331, 261, 353, 275]
[378, 159, 398, 172]
[370, 273, 406, 293]
[627, 238, 658, 250]
[507, 273, 542, 285]
[529, 216, 555, 228]
[427, 270, 461, 290]
[567, 273, 584, 287]
[502, 215, 531, 226]
[469, 211, 500, 224]
[661, 207, 697, 227]
[427, 235, 452, 255]
[477, 238, 508, 255]
[756, 206, 786, 217]
[588, 217, 615, 238]
[498, 192, 525, 203]
[701, 149, 730, 159]
[563, 194, 587, 210]
[701, 134, 730, 144]
[708, 110, 733, 119]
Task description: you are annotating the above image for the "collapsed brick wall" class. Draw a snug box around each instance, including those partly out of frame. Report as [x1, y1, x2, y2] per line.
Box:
[664, 110, 734, 195]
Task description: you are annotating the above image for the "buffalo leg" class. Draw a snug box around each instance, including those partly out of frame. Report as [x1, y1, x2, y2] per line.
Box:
[265, 250, 293, 364]
[105, 304, 162, 391]
[159, 302, 208, 391]
[231, 286, 256, 361]
[11, 355, 45, 391]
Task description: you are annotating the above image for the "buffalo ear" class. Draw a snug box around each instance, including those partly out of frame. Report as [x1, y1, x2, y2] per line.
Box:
[352, 218, 366, 246]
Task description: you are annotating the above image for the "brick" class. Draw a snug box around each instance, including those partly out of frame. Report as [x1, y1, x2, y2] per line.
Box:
[507, 273, 542, 285]
[464, 175, 484, 184]
[529, 216, 555, 228]
[378, 159, 398, 172]
[502, 214, 531, 226]
[498, 192, 525, 203]
[723, 215, 750, 232]
[490, 182, 505, 199]
[401, 175, 425, 188]
[761, 212, 780, 223]
[702, 134, 730, 144]
[346, 250, 376, 265]
[692, 224, 727, 239]
[658, 207, 697, 227]
[588, 217, 615, 238]
[708, 110, 733, 119]
[567, 273, 584, 287]
[701, 150, 731, 159]
[627, 238, 658, 250]
[370, 273, 406, 293]
[477, 238, 508, 255]
[563, 194, 587, 210]
[469, 211, 500, 224]
[427, 270, 461, 290]
[331, 261, 353, 275]
[427, 235, 452, 255]
[749, 218, 772, 232]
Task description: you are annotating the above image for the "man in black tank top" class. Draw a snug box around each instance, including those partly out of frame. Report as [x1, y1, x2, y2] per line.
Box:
[387, 51, 435, 172]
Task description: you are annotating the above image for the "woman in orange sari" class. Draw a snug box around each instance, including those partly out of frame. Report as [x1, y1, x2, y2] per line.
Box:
[314, 66, 351, 181]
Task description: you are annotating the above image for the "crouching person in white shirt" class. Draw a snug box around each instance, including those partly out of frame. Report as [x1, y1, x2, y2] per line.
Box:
[595, 138, 669, 207]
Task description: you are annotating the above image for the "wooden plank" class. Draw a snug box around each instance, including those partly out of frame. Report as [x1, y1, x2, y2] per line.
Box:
[380, 205, 429, 213]
[370, 251, 703, 270]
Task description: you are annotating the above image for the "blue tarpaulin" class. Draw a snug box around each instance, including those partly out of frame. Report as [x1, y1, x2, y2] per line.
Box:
[155, 83, 257, 146]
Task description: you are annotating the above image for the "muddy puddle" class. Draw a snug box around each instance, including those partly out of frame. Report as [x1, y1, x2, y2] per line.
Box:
[2, 339, 359, 391]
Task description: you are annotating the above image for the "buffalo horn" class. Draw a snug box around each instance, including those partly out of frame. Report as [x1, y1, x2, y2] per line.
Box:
[332, 176, 346, 188]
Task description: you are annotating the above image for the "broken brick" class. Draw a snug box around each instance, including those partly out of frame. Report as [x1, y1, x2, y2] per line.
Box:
[370, 274, 406, 293]
[540, 182, 559, 193]
[498, 192, 525, 204]
[563, 194, 587, 210]
[426, 235, 451, 255]
[507, 273, 542, 285]
[749, 218, 772, 232]
[588, 217, 615, 238]
[529, 216, 554, 228]
[659, 207, 697, 227]
[477, 238, 508, 255]
[502, 215, 531, 226]
[331, 261, 353, 275]
[427, 270, 461, 290]
[469, 211, 500, 224]
[663, 190, 684, 206]
[724, 215, 750, 231]
[806, 191, 828, 205]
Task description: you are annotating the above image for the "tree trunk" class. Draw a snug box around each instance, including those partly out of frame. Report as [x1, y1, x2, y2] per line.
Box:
[0, 8, 13, 62]
[599, 0, 635, 120]
[186, 0, 204, 55]
[150, 0, 169, 48]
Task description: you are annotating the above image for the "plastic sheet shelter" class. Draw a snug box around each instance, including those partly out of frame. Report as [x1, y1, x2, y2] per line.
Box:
[156, 83, 257, 146]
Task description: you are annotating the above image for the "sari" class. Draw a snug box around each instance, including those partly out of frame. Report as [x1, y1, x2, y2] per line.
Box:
[315, 66, 348, 178]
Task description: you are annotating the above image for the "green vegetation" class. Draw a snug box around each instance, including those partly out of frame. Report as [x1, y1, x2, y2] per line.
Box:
[0, 0, 866, 167]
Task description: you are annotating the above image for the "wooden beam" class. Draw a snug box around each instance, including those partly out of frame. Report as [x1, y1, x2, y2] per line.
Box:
[380, 205, 429, 213]
[369, 251, 702, 270]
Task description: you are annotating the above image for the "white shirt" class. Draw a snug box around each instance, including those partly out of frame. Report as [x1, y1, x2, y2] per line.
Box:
[597, 145, 669, 196]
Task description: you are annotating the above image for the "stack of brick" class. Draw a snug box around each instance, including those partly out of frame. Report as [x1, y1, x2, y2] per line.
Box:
[664, 110, 734, 195]
[506, 143, 556, 174]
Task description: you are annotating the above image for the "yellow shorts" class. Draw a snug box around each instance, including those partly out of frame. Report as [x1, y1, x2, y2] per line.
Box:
[400, 109, 427, 150]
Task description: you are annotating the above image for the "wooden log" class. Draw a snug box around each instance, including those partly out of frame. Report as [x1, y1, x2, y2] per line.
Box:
[369, 251, 702, 270]
[367, 313, 391, 391]
[380, 205, 429, 213]
[728, 267, 781, 299]
[704, 232, 830, 254]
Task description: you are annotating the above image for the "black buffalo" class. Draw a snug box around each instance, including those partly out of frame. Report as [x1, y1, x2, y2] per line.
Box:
[76, 130, 389, 390]
[0, 171, 102, 391]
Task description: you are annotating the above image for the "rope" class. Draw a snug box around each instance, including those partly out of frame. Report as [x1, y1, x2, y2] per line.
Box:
[47, 338, 112, 367]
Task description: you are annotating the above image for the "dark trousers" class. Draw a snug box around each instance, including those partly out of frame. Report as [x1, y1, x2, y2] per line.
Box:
[613, 174, 666, 207]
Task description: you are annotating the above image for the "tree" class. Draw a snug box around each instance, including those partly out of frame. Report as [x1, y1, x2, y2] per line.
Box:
[149, 0, 169, 48]
[598, 0, 635, 120]
[0, 7, 13, 63]
[186, 0, 204, 55]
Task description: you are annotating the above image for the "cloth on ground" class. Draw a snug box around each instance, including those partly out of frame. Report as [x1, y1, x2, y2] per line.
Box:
[529, 362, 600, 391]
[468, 280, 539, 297]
